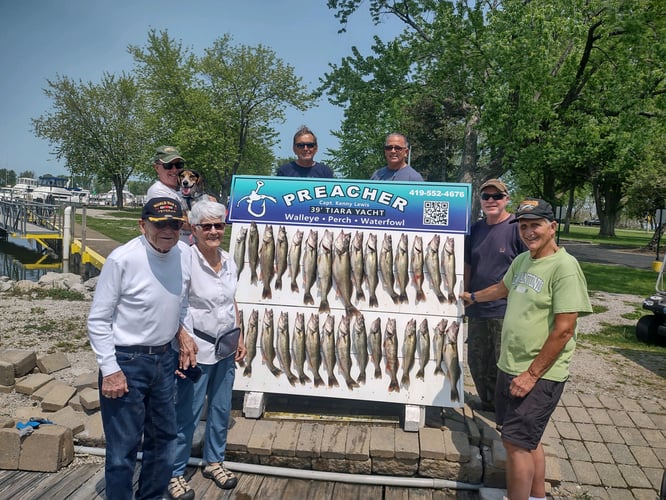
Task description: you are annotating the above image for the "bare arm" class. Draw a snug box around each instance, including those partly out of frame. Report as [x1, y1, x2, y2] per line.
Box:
[461, 281, 509, 304]
[176, 324, 198, 369]
[509, 312, 578, 397]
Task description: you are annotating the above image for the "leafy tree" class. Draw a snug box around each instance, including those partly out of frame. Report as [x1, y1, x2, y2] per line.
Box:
[129, 30, 315, 199]
[324, 0, 666, 233]
[32, 73, 148, 208]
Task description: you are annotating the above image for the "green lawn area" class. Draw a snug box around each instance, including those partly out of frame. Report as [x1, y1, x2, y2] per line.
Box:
[559, 224, 654, 248]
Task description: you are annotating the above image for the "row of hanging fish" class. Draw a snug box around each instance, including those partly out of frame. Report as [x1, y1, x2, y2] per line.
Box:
[239, 308, 461, 400]
[233, 223, 459, 310]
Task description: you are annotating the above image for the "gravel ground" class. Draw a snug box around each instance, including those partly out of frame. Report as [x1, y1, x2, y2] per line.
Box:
[0, 289, 664, 420]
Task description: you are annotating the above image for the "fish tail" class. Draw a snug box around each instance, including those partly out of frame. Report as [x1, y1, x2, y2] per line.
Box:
[345, 304, 361, 317]
[415, 368, 425, 380]
[250, 270, 258, 284]
[388, 379, 400, 392]
[357, 371, 366, 385]
[401, 373, 410, 388]
[328, 375, 339, 388]
[415, 290, 426, 303]
[303, 292, 314, 305]
[373, 366, 382, 379]
[450, 386, 460, 402]
[299, 374, 311, 385]
[434, 366, 444, 375]
[436, 291, 446, 304]
[243, 366, 252, 377]
[448, 292, 456, 303]
[269, 365, 282, 377]
[318, 300, 330, 313]
[346, 377, 359, 390]
[262, 286, 272, 299]
[369, 295, 378, 307]
[390, 292, 399, 304]
[399, 292, 408, 304]
[286, 373, 297, 386]
[275, 278, 282, 290]
[356, 290, 365, 301]
[313, 373, 324, 387]
[291, 281, 299, 293]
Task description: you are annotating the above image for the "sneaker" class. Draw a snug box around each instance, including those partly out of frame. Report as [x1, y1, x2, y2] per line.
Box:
[202, 462, 238, 489]
[166, 476, 195, 500]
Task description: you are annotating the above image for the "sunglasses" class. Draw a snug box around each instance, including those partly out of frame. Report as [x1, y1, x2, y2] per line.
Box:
[384, 145, 406, 152]
[294, 142, 317, 149]
[481, 192, 507, 201]
[197, 223, 225, 231]
[160, 161, 185, 170]
[152, 220, 183, 230]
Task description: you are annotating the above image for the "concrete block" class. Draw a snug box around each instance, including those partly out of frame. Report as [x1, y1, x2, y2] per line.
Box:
[444, 429, 472, 463]
[36, 352, 71, 374]
[78, 387, 100, 411]
[68, 394, 83, 412]
[271, 421, 299, 457]
[0, 428, 20, 469]
[41, 383, 77, 411]
[0, 417, 15, 428]
[31, 380, 59, 401]
[295, 422, 324, 458]
[394, 428, 419, 460]
[369, 425, 394, 458]
[0, 349, 37, 377]
[0, 383, 14, 394]
[50, 406, 86, 435]
[0, 360, 15, 386]
[15, 373, 55, 395]
[246, 419, 279, 456]
[345, 424, 370, 460]
[419, 427, 446, 460]
[321, 423, 348, 459]
[371, 457, 418, 476]
[226, 416, 255, 453]
[19, 424, 74, 472]
[14, 407, 48, 421]
[73, 371, 98, 391]
[75, 412, 105, 446]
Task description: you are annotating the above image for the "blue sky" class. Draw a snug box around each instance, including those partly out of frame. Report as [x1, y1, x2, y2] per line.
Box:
[0, 0, 400, 179]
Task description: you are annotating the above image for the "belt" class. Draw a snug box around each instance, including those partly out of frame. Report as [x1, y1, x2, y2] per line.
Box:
[115, 342, 171, 354]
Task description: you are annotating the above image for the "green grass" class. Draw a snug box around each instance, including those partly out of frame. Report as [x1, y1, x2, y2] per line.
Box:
[560, 225, 654, 248]
[580, 262, 656, 297]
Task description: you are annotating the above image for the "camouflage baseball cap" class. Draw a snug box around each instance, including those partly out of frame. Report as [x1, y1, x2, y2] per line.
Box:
[154, 145, 184, 164]
[479, 178, 508, 194]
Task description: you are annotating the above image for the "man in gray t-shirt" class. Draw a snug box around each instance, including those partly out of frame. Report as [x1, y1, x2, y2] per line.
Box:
[370, 133, 423, 182]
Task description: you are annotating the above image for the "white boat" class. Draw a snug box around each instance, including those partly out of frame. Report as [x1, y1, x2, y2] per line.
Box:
[32, 175, 90, 204]
[11, 177, 39, 200]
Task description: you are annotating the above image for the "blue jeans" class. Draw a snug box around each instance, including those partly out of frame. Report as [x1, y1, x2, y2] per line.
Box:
[172, 355, 236, 476]
[99, 349, 177, 500]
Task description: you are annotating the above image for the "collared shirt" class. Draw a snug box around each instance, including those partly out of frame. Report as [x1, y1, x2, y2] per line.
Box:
[189, 244, 238, 365]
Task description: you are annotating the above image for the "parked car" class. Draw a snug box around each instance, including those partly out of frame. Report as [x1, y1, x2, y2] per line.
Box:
[584, 218, 601, 226]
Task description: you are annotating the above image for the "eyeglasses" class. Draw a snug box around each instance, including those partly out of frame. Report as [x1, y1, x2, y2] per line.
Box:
[196, 223, 225, 231]
[384, 145, 406, 152]
[160, 161, 185, 170]
[152, 220, 183, 230]
[481, 192, 507, 201]
[295, 142, 317, 149]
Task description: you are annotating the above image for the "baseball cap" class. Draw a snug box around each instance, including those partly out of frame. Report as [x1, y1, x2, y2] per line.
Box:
[154, 145, 184, 164]
[510, 198, 555, 223]
[141, 197, 185, 222]
[479, 178, 508, 193]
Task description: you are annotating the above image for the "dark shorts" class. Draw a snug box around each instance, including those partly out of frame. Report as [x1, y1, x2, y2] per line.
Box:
[495, 370, 565, 450]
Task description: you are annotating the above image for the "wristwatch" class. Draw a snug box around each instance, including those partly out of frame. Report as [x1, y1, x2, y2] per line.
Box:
[470, 292, 476, 303]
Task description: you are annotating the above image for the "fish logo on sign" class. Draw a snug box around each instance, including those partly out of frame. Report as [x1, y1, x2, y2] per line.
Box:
[236, 180, 277, 217]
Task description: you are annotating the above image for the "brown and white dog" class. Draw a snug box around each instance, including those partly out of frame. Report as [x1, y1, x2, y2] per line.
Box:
[178, 169, 208, 210]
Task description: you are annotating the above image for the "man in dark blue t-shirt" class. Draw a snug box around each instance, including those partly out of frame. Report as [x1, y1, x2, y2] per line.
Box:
[276, 126, 334, 178]
[464, 178, 526, 411]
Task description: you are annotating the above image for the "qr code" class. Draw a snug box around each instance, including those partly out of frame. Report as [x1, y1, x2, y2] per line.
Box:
[423, 201, 449, 226]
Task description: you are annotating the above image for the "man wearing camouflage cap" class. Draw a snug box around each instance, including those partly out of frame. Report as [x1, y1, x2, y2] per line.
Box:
[147, 145, 186, 201]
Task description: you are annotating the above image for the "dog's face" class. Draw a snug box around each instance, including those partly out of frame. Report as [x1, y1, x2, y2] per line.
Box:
[178, 169, 203, 198]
